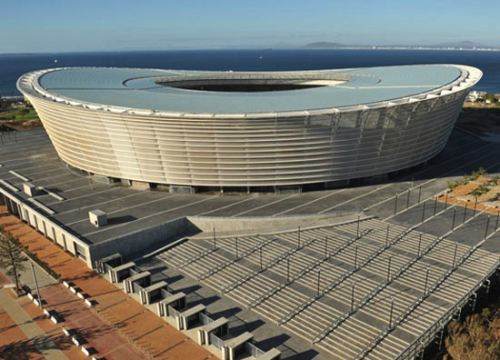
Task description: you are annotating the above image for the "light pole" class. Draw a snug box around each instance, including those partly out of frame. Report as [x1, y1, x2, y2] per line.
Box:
[31, 262, 42, 306]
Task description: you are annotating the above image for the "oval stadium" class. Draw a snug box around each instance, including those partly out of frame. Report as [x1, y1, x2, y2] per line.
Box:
[17, 65, 482, 192]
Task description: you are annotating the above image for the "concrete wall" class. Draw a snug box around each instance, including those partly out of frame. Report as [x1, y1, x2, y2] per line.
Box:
[0, 187, 93, 267]
[0, 185, 201, 268]
[88, 216, 199, 265]
[187, 213, 357, 236]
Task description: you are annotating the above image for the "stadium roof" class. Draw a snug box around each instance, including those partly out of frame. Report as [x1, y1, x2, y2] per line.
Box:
[20, 64, 475, 115]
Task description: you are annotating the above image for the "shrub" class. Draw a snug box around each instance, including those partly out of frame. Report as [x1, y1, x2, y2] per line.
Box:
[469, 167, 487, 181]
[471, 184, 490, 197]
[448, 181, 459, 190]
[444, 308, 500, 360]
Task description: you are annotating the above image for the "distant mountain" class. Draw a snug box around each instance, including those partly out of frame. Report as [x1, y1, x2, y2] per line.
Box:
[303, 40, 499, 51]
[304, 42, 348, 49]
[431, 41, 486, 49]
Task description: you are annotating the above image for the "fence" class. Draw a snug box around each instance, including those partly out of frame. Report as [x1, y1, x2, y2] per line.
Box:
[396, 258, 499, 359]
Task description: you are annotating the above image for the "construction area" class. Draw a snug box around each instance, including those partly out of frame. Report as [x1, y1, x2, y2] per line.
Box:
[0, 127, 499, 359]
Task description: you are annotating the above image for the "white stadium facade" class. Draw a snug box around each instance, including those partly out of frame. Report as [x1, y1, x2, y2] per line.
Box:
[17, 64, 482, 192]
[6, 64, 500, 360]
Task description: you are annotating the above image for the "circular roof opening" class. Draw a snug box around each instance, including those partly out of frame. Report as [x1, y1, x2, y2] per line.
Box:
[162, 80, 324, 92]
[155, 74, 349, 93]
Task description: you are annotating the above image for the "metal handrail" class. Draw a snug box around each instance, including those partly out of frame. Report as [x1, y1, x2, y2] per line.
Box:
[280, 203, 459, 326]
[313, 217, 464, 343]
[198, 237, 275, 280]
[356, 236, 496, 359]
[279, 226, 410, 325]
[396, 258, 499, 359]
[221, 234, 322, 293]
[178, 246, 218, 267]
[249, 229, 372, 309]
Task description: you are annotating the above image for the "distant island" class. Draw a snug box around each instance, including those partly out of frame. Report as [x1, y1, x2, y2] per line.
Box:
[304, 40, 500, 51]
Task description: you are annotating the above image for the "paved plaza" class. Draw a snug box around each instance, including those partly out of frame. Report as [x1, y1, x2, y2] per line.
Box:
[0, 127, 498, 359]
[0, 128, 499, 249]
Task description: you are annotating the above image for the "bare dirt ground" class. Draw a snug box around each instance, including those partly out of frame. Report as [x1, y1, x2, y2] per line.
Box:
[436, 174, 500, 215]
[0, 119, 42, 131]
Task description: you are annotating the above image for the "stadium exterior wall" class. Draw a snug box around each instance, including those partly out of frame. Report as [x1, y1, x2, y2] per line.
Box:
[18, 66, 481, 189]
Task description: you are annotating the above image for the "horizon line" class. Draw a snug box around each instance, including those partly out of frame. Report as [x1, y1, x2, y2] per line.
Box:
[2, 46, 500, 57]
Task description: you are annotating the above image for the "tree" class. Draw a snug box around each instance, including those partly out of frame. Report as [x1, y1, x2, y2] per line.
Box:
[0, 98, 7, 111]
[18, 108, 29, 116]
[485, 93, 497, 104]
[0, 226, 27, 295]
[444, 309, 500, 360]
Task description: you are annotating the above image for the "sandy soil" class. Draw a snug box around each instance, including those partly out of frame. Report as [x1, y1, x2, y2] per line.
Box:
[437, 175, 500, 215]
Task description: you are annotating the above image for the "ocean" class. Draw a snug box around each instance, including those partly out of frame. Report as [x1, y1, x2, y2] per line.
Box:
[1, 49, 499, 96]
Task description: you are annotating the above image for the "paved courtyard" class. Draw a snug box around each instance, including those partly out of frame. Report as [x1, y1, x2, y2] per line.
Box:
[0, 127, 499, 359]
[0, 128, 499, 249]
[0, 210, 217, 360]
[0, 271, 82, 360]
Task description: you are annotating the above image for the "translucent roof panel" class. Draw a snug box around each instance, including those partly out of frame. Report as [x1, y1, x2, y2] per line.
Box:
[35, 65, 462, 114]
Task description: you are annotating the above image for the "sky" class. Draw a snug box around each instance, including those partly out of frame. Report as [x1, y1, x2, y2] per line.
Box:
[1, 0, 499, 54]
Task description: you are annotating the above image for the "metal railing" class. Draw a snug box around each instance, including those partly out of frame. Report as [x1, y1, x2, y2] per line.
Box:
[178, 246, 218, 267]
[356, 235, 497, 360]
[221, 233, 323, 293]
[279, 225, 413, 325]
[249, 229, 372, 309]
[312, 209, 483, 343]
[198, 236, 276, 280]
[396, 259, 499, 359]
[280, 202, 460, 326]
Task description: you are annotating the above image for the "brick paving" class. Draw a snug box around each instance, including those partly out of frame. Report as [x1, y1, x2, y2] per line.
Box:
[40, 283, 144, 360]
[0, 272, 81, 360]
[0, 208, 217, 360]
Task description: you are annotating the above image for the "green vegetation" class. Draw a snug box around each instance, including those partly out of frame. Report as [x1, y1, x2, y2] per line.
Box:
[484, 93, 498, 104]
[0, 100, 39, 122]
[444, 308, 500, 360]
[466, 167, 486, 182]
[447, 168, 488, 191]
[0, 226, 28, 294]
[447, 180, 462, 191]
[0, 99, 9, 111]
[471, 184, 490, 197]
[0, 107, 39, 121]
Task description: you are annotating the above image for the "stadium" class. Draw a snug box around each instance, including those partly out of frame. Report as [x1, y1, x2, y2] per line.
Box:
[2, 64, 499, 360]
[17, 64, 482, 192]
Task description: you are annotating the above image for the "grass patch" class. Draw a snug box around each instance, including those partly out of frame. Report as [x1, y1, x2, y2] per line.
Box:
[0, 108, 39, 121]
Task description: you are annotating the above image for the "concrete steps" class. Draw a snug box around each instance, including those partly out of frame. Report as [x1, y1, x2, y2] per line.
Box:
[154, 215, 498, 359]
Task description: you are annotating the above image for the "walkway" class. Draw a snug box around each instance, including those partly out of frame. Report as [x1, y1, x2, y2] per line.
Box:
[0, 207, 217, 360]
[0, 272, 81, 360]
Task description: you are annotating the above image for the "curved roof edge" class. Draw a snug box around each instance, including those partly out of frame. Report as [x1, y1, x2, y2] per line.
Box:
[17, 65, 482, 119]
